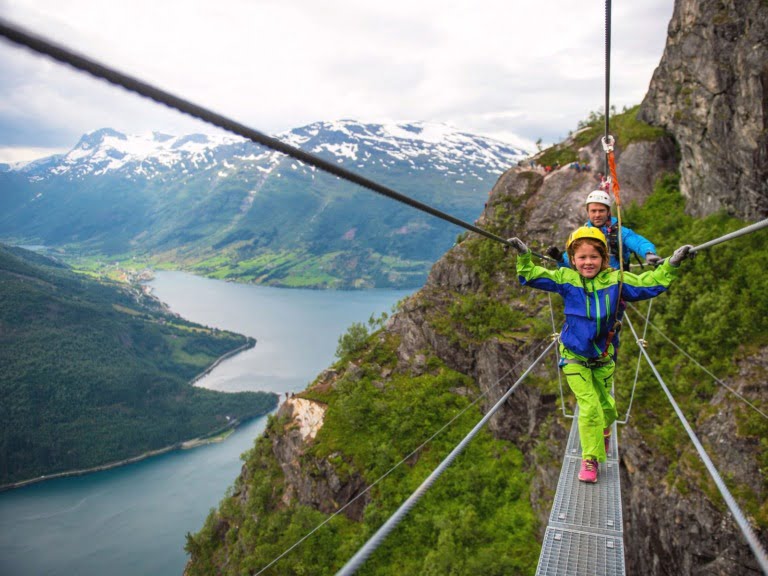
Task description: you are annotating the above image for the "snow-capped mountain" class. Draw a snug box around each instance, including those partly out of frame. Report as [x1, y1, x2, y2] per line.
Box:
[14, 121, 526, 184]
[1, 121, 529, 288]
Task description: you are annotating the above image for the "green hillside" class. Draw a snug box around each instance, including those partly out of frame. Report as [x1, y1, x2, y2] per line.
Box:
[0, 245, 278, 485]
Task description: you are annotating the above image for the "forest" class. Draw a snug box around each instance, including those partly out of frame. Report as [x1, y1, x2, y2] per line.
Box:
[0, 245, 278, 485]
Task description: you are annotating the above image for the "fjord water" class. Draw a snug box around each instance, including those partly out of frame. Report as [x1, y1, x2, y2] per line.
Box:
[0, 271, 411, 576]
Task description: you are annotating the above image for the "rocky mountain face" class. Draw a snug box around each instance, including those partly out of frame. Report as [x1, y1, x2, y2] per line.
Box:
[203, 128, 766, 574]
[639, 0, 768, 220]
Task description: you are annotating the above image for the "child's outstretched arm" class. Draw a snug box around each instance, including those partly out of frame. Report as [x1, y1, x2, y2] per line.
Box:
[508, 237, 570, 295]
[620, 244, 695, 301]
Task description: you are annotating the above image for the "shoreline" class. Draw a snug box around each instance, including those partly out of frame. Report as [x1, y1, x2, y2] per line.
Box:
[189, 337, 256, 386]
[0, 341, 268, 494]
[0, 416, 259, 493]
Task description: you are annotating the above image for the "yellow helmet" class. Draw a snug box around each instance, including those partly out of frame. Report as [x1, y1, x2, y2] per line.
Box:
[566, 226, 607, 249]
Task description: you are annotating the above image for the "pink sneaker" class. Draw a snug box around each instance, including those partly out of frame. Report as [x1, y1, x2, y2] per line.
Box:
[578, 459, 598, 483]
[604, 428, 611, 454]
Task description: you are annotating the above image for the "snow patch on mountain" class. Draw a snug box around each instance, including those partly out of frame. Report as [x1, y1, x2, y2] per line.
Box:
[11, 121, 529, 184]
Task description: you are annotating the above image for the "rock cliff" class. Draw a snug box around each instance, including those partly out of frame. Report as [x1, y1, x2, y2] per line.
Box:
[244, 131, 766, 573]
[639, 0, 768, 220]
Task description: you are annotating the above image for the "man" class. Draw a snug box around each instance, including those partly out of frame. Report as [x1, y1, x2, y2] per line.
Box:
[547, 190, 661, 270]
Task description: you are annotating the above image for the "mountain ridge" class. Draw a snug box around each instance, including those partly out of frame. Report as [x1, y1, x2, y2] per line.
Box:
[0, 120, 529, 289]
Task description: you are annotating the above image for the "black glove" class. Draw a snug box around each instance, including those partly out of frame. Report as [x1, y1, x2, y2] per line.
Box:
[668, 245, 694, 267]
[505, 237, 529, 253]
[546, 246, 564, 262]
[645, 253, 662, 266]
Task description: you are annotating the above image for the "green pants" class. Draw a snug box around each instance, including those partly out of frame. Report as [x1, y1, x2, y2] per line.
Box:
[562, 359, 617, 462]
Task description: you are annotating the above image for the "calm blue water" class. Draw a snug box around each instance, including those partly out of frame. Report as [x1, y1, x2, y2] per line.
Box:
[0, 272, 411, 576]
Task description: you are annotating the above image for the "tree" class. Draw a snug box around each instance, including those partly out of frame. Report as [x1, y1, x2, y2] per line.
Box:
[335, 322, 369, 359]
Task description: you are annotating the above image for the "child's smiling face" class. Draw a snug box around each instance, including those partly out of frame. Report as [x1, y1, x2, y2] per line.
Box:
[572, 242, 604, 278]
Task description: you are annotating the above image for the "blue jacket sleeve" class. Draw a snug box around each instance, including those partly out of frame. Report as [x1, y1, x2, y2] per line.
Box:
[516, 251, 574, 295]
[619, 260, 679, 301]
[622, 226, 657, 258]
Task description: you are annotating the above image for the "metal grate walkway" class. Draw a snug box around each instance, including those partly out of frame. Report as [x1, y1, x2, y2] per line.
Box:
[535, 415, 625, 576]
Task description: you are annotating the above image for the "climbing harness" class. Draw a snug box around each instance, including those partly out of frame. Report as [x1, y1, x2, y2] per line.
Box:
[559, 356, 612, 369]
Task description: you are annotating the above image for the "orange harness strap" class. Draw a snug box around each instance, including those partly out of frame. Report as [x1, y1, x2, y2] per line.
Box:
[602, 136, 624, 358]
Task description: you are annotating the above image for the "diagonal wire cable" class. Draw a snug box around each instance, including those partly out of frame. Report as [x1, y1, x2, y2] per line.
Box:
[624, 314, 768, 575]
[616, 302, 653, 424]
[627, 303, 768, 421]
[335, 340, 556, 576]
[547, 292, 574, 419]
[0, 17, 554, 262]
[252, 338, 551, 575]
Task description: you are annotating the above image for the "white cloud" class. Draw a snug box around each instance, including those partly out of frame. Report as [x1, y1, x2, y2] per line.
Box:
[0, 0, 674, 157]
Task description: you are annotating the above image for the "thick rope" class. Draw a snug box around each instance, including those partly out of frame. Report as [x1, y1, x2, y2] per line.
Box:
[689, 218, 768, 255]
[624, 315, 768, 575]
[0, 18, 557, 261]
[335, 340, 557, 576]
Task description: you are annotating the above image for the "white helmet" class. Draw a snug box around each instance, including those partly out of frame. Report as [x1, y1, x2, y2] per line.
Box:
[585, 189, 612, 208]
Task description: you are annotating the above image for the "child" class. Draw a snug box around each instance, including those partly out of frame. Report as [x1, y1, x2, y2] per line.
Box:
[507, 227, 692, 483]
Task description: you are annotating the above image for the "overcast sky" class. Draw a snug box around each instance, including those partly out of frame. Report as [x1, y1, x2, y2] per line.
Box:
[0, 0, 674, 162]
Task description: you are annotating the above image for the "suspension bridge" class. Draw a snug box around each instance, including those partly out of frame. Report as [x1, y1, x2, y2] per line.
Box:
[1, 5, 767, 575]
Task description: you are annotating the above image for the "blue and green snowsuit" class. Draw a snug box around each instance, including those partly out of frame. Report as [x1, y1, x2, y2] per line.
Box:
[516, 251, 679, 461]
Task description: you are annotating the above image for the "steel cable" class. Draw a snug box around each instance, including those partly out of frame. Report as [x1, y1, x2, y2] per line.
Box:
[0, 17, 556, 261]
[335, 340, 556, 576]
[624, 314, 768, 575]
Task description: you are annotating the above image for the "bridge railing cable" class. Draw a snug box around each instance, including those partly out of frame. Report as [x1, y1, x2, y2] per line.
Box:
[0, 17, 557, 261]
[688, 218, 768, 255]
[624, 314, 768, 575]
[335, 340, 557, 576]
[626, 303, 768, 421]
[252, 338, 552, 575]
[547, 292, 575, 419]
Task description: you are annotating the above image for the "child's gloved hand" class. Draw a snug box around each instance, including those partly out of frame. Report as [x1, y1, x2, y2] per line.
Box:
[668, 245, 694, 267]
[645, 253, 662, 266]
[505, 237, 529, 253]
[546, 246, 564, 262]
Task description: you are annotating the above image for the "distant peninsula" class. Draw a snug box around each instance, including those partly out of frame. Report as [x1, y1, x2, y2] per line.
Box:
[0, 244, 278, 486]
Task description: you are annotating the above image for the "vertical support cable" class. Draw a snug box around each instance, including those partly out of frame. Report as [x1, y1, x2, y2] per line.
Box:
[604, 0, 612, 176]
[624, 315, 768, 575]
